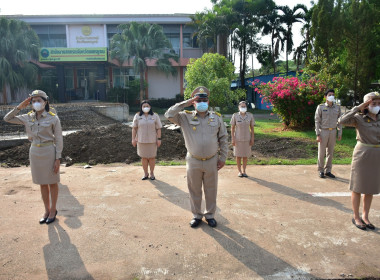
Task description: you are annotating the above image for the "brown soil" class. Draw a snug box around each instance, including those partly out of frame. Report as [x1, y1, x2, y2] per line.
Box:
[0, 122, 312, 167]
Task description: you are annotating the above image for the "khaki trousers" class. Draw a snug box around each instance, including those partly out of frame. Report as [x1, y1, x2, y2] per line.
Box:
[318, 129, 337, 173]
[186, 155, 218, 219]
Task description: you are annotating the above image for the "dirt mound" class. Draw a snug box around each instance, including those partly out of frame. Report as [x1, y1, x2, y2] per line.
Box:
[0, 123, 313, 167]
[252, 137, 313, 159]
[0, 123, 187, 166]
[0, 105, 118, 135]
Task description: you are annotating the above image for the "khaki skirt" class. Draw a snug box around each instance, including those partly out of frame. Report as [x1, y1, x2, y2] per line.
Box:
[349, 143, 380, 194]
[137, 142, 157, 158]
[233, 141, 252, 157]
[29, 144, 60, 185]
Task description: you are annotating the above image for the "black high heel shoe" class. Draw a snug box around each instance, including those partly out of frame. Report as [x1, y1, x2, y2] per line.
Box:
[39, 216, 48, 224]
[46, 210, 58, 224]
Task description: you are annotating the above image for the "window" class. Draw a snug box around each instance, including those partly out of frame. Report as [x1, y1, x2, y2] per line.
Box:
[112, 67, 139, 88]
[33, 25, 67, 48]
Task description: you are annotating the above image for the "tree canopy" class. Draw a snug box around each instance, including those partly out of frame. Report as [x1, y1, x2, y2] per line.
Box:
[110, 22, 178, 102]
[0, 17, 39, 104]
[184, 52, 245, 108]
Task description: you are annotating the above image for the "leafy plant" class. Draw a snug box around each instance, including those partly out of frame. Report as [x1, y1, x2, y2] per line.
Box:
[254, 75, 327, 128]
[184, 53, 245, 108]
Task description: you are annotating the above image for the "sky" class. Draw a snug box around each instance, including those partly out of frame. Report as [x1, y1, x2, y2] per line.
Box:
[1, 0, 313, 69]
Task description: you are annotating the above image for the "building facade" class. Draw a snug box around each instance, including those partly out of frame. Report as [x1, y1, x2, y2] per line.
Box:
[4, 14, 215, 103]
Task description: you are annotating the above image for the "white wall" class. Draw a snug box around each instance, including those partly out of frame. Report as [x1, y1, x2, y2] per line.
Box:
[147, 67, 181, 99]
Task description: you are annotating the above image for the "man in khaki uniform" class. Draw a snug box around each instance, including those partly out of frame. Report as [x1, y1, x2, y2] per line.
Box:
[315, 89, 342, 178]
[165, 86, 228, 228]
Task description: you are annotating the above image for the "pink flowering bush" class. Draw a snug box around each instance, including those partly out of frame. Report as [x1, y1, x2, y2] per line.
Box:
[254, 76, 328, 128]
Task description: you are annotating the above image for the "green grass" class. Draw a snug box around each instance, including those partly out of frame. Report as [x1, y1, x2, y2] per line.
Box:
[249, 119, 356, 165]
[130, 106, 272, 116]
[133, 115, 357, 166]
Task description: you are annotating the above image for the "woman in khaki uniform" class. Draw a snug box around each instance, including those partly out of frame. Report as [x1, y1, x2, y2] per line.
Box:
[230, 101, 255, 177]
[338, 92, 380, 230]
[4, 90, 63, 224]
[132, 100, 162, 180]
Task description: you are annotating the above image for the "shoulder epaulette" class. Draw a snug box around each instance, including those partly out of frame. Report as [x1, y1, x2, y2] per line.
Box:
[215, 112, 221, 117]
[184, 110, 192, 114]
[48, 111, 56, 116]
[27, 110, 34, 115]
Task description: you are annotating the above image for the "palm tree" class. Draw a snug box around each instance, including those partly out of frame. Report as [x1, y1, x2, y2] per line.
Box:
[189, 11, 229, 54]
[260, 10, 285, 75]
[0, 17, 39, 104]
[277, 4, 307, 75]
[110, 22, 178, 102]
[293, 6, 311, 71]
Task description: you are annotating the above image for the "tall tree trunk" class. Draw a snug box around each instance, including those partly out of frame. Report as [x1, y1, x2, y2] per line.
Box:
[286, 42, 289, 76]
[139, 70, 144, 103]
[272, 31, 276, 75]
[2, 84, 7, 105]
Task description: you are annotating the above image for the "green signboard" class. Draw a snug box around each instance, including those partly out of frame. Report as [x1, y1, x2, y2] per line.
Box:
[39, 47, 107, 62]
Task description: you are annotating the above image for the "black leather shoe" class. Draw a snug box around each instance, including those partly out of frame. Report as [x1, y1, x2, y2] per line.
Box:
[46, 210, 57, 224]
[39, 217, 48, 224]
[189, 218, 202, 228]
[206, 218, 217, 228]
[352, 218, 366, 230]
[319, 172, 325, 178]
[361, 218, 375, 230]
[325, 172, 336, 178]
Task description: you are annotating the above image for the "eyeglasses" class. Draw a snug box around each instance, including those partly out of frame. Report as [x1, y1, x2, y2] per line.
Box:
[195, 99, 208, 103]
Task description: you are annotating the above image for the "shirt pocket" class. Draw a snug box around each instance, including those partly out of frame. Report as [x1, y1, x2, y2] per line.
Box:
[26, 121, 36, 135]
[208, 119, 218, 134]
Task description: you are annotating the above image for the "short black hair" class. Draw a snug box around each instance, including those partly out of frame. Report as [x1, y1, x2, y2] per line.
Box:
[139, 100, 153, 116]
[324, 89, 335, 96]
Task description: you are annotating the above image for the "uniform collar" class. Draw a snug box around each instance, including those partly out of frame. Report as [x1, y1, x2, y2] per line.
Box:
[31, 110, 47, 119]
[194, 110, 210, 117]
[363, 112, 380, 121]
[324, 102, 335, 108]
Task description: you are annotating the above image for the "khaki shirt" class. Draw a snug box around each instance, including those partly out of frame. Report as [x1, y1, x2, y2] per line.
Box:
[338, 106, 380, 145]
[132, 113, 162, 143]
[165, 100, 228, 162]
[230, 112, 255, 142]
[4, 107, 63, 159]
[315, 103, 342, 136]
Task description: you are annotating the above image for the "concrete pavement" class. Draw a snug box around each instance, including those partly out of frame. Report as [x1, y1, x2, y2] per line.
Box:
[1, 164, 379, 279]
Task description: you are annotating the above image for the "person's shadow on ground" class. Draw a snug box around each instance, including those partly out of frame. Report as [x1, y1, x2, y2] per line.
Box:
[43, 222, 94, 280]
[57, 183, 84, 229]
[247, 177, 352, 214]
[150, 179, 315, 278]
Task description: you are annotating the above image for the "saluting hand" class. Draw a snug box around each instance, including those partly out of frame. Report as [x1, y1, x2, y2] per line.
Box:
[186, 96, 199, 107]
[17, 97, 31, 110]
[358, 98, 372, 111]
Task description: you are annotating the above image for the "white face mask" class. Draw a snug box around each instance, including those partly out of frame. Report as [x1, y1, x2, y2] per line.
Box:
[195, 102, 208, 112]
[327, 96, 335, 103]
[142, 107, 151, 113]
[32, 102, 45, 111]
[239, 107, 247, 113]
[368, 105, 380, 115]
